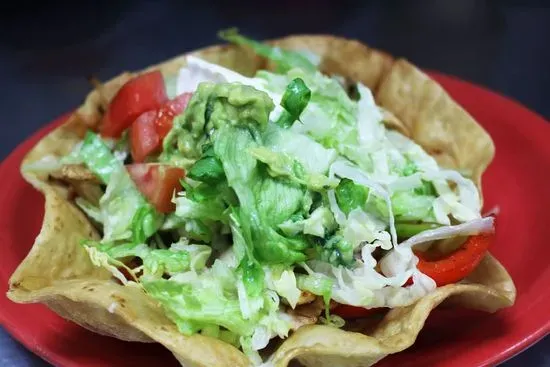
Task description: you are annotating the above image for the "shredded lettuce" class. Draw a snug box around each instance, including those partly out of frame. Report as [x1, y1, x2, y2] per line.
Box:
[75, 197, 102, 224]
[248, 147, 337, 192]
[215, 125, 309, 265]
[296, 272, 334, 316]
[257, 68, 358, 151]
[79, 131, 123, 183]
[83, 240, 195, 282]
[219, 28, 317, 73]
[144, 258, 292, 363]
[267, 267, 301, 309]
[79, 132, 163, 244]
[63, 33, 489, 365]
[261, 123, 338, 175]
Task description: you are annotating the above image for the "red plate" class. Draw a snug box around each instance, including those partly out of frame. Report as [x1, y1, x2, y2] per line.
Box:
[1, 73, 549, 367]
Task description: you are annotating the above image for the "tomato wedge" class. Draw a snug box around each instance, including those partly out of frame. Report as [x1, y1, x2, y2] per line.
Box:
[130, 111, 160, 163]
[127, 164, 186, 213]
[155, 92, 192, 138]
[100, 71, 168, 138]
[415, 233, 492, 287]
[129, 93, 192, 163]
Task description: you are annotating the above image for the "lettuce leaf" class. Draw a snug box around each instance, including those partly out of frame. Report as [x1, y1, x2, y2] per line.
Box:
[335, 178, 369, 215]
[82, 240, 198, 279]
[143, 259, 292, 363]
[257, 68, 358, 151]
[276, 77, 312, 128]
[218, 28, 317, 73]
[214, 125, 309, 265]
[79, 132, 162, 244]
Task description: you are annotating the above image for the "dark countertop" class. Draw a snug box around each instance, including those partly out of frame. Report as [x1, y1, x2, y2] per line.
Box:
[0, 1, 548, 366]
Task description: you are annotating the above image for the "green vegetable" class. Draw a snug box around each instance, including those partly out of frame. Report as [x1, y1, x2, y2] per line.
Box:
[143, 256, 292, 363]
[391, 191, 435, 221]
[67, 32, 486, 363]
[74, 197, 102, 224]
[83, 240, 146, 259]
[395, 222, 441, 239]
[414, 180, 437, 196]
[276, 78, 311, 128]
[402, 159, 418, 176]
[297, 273, 333, 302]
[143, 249, 190, 277]
[82, 240, 193, 279]
[143, 277, 255, 336]
[279, 207, 335, 238]
[261, 123, 337, 175]
[181, 179, 236, 207]
[79, 131, 122, 183]
[113, 130, 129, 157]
[131, 205, 163, 244]
[256, 67, 358, 154]
[218, 28, 317, 73]
[187, 155, 225, 184]
[174, 195, 228, 223]
[248, 146, 337, 191]
[162, 82, 311, 297]
[297, 273, 334, 316]
[79, 132, 163, 244]
[215, 125, 309, 265]
[270, 267, 301, 308]
[371, 190, 436, 223]
[335, 178, 369, 215]
[315, 235, 354, 267]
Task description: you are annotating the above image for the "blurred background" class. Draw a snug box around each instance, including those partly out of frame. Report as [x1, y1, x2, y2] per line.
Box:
[0, 0, 548, 366]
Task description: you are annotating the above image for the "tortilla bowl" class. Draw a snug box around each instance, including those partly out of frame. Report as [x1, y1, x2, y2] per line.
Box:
[7, 35, 516, 367]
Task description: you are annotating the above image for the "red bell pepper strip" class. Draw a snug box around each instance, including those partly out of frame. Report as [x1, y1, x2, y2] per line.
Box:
[415, 233, 492, 287]
[333, 233, 492, 319]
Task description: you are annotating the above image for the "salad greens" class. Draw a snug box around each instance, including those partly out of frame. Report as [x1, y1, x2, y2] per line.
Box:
[218, 28, 318, 73]
[79, 132, 163, 244]
[275, 77, 312, 128]
[63, 30, 485, 364]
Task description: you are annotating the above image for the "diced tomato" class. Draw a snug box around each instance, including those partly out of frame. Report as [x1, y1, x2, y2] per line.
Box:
[129, 93, 192, 163]
[100, 71, 168, 138]
[154, 92, 193, 138]
[130, 111, 160, 163]
[127, 164, 186, 213]
[331, 305, 386, 319]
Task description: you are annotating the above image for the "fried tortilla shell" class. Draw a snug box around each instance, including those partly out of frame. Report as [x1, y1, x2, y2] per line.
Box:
[8, 185, 251, 367]
[8, 35, 515, 367]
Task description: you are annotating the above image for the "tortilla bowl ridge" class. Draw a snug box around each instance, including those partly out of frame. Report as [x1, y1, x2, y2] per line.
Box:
[7, 34, 515, 367]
